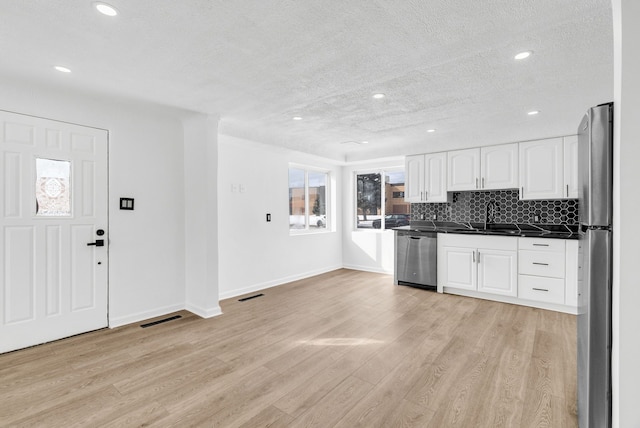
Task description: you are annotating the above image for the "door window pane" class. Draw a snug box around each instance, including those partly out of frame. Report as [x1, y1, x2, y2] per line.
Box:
[35, 158, 71, 216]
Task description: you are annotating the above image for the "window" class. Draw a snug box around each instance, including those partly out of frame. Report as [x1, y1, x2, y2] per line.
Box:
[35, 158, 71, 216]
[289, 166, 329, 231]
[356, 169, 408, 229]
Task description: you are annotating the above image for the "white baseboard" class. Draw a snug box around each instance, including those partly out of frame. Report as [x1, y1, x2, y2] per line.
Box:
[342, 263, 394, 275]
[442, 287, 578, 315]
[108, 303, 185, 328]
[218, 265, 342, 300]
[185, 303, 223, 318]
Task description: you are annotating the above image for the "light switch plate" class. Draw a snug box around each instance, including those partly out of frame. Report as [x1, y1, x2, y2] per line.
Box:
[120, 198, 134, 210]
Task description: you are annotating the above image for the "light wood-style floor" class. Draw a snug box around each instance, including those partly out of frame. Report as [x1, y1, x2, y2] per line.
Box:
[0, 269, 577, 427]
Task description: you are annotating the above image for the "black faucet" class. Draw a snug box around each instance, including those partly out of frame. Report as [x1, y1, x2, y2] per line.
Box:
[484, 200, 497, 230]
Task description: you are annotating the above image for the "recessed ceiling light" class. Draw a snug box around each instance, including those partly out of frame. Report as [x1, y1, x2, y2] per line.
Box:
[292, 116, 303, 121]
[515, 51, 532, 60]
[372, 93, 385, 99]
[361, 141, 369, 144]
[528, 110, 540, 115]
[427, 129, 436, 133]
[54, 66, 71, 73]
[94, 2, 118, 16]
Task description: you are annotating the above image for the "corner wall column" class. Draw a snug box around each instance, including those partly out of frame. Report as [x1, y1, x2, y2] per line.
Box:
[183, 114, 222, 317]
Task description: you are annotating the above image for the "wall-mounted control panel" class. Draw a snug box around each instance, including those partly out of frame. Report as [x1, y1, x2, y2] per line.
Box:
[120, 198, 134, 210]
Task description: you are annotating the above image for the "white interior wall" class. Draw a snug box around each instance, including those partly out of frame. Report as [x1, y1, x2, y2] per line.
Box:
[341, 158, 404, 275]
[612, 1, 640, 426]
[0, 77, 188, 327]
[217, 134, 342, 300]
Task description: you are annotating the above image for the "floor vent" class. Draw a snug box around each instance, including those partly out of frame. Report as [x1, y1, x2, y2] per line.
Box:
[238, 293, 264, 302]
[141, 315, 182, 328]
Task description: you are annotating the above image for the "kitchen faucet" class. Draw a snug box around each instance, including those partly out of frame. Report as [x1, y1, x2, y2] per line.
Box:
[484, 200, 497, 230]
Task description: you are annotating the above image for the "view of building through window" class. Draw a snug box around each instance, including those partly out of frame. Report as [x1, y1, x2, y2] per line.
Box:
[356, 169, 408, 229]
[289, 167, 328, 230]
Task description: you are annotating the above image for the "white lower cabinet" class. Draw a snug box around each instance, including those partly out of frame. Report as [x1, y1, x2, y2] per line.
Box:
[440, 247, 476, 290]
[438, 234, 517, 297]
[477, 249, 518, 297]
[517, 237, 566, 305]
[518, 275, 565, 304]
[438, 234, 579, 313]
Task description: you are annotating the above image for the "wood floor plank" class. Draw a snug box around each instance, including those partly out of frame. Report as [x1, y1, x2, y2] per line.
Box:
[272, 345, 378, 418]
[237, 405, 295, 428]
[0, 269, 577, 427]
[287, 376, 375, 428]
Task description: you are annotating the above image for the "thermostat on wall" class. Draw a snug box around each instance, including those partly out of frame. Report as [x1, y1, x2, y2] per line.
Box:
[120, 198, 134, 210]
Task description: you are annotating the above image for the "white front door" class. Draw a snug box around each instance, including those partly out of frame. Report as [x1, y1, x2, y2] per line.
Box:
[0, 111, 108, 353]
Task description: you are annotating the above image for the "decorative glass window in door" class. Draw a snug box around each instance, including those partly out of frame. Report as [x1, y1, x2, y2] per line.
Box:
[35, 158, 71, 216]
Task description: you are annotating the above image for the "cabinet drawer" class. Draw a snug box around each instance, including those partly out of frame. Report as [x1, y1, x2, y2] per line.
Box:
[519, 250, 565, 278]
[518, 275, 565, 304]
[518, 237, 565, 252]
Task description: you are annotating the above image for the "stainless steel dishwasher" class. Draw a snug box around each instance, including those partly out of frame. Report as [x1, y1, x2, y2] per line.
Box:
[394, 230, 437, 290]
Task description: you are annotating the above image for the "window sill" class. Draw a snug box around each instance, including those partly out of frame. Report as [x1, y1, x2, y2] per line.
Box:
[289, 229, 333, 236]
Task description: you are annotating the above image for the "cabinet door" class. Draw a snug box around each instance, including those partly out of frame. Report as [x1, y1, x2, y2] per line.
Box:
[448, 148, 481, 191]
[441, 246, 477, 290]
[564, 135, 579, 198]
[424, 152, 447, 202]
[481, 143, 519, 190]
[519, 138, 564, 200]
[477, 249, 518, 297]
[405, 155, 425, 202]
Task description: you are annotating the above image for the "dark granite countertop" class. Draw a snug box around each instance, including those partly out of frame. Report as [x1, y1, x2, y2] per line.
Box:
[394, 221, 579, 239]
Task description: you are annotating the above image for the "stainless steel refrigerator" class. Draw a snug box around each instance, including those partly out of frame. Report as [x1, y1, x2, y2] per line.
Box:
[577, 102, 613, 428]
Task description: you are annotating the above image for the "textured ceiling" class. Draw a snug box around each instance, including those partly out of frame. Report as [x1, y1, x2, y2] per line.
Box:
[0, 0, 613, 162]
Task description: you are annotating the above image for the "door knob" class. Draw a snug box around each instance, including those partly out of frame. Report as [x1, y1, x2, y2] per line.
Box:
[87, 239, 105, 247]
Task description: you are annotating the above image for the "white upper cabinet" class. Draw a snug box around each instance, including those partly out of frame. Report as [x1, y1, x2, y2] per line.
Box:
[424, 152, 448, 202]
[447, 148, 481, 191]
[481, 143, 519, 190]
[404, 154, 424, 203]
[405, 152, 448, 203]
[519, 138, 565, 200]
[564, 135, 579, 198]
[448, 144, 518, 191]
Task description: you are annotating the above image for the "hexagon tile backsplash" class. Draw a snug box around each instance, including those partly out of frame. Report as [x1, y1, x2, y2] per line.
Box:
[411, 190, 578, 225]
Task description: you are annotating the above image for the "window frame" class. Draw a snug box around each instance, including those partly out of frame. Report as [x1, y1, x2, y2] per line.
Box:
[354, 166, 406, 231]
[289, 164, 331, 234]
